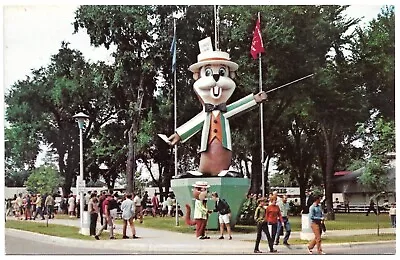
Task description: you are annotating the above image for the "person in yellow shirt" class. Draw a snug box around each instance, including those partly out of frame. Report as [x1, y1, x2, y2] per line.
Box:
[185, 181, 212, 239]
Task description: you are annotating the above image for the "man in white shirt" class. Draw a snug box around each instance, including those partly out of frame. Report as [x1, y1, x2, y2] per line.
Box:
[133, 193, 143, 223]
[166, 194, 173, 216]
[275, 195, 291, 246]
[120, 193, 138, 239]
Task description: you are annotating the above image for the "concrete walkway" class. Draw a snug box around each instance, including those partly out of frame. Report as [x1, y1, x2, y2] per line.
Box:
[5, 216, 396, 254]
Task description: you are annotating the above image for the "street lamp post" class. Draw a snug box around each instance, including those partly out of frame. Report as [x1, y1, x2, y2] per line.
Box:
[73, 112, 90, 235]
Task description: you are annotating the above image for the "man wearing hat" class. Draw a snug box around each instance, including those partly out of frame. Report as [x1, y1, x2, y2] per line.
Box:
[185, 181, 212, 239]
[165, 37, 267, 177]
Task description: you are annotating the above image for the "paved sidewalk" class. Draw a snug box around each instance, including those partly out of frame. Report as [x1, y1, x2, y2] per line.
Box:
[5, 216, 396, 254]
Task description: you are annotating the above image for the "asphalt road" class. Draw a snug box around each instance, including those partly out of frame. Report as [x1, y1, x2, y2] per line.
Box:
[4, 234, 135, 255]
[5, 232, 396, 255]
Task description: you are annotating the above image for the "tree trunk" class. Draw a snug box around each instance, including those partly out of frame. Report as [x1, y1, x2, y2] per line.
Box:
[250, 145, 261, 195]
[125, 77, 145, 193]
[126, 127, 135, 193]
[322, 124, 336, 220]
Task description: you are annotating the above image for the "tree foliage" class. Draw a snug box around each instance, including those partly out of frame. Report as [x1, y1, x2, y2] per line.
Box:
[24, 165, 63, 195]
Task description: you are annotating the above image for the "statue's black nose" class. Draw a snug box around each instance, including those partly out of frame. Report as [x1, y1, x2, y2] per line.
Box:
[213, 74, 220, 82]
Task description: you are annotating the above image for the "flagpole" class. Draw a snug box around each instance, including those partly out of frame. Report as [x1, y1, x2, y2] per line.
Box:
[258, 12, 265, 198]
[173, 18, 179, 226]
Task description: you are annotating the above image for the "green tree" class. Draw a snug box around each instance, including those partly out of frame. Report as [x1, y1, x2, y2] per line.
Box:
[352, 6, 395, 120]
[5, 43, 116, 195]
[352, 116, 395, 192]
[73, 5, 181, 193]
[24, 165, 63, 195]
[348, 5, 395, 201]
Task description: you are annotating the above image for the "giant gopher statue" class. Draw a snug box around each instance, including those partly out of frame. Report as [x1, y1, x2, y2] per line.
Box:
[162, 37, 268, 177]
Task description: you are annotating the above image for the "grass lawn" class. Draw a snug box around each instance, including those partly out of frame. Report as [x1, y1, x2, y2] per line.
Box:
[54, 213, 393, 233]
[287, 213, 393, 231]
[5, 220, 115, 240]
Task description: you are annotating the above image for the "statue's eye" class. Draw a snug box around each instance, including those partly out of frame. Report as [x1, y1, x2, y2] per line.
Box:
[205, 68, 213, 77]
[219, 67, 227, 76]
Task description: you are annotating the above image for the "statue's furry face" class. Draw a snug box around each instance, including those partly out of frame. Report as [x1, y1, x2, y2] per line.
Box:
[192, 186, 208, 201]
[193, 64, 236, 105]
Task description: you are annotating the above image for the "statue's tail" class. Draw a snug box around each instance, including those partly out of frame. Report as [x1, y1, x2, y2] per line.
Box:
[185, 204, 196, 226]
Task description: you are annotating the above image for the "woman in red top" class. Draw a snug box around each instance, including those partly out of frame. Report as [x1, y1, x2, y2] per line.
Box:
[265, 195, 284, 253]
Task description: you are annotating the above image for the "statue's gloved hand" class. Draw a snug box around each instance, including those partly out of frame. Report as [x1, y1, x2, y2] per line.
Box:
[168, 133, 181, 146]
[254, 91, 268, 103]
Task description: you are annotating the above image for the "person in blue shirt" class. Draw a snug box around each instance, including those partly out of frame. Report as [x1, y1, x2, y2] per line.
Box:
[307, 195, 326, 255]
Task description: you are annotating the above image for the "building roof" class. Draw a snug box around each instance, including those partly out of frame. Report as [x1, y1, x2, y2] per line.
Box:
[333, 168, 364, 182]
[334, 171, 352, 176]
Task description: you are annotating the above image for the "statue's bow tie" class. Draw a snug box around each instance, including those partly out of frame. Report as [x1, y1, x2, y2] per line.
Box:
[204, 103, 227, 112]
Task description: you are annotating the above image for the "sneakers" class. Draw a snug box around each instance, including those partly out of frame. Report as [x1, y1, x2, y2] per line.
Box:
[94, 235, 100, 240]
[122, 236, 129, 239]
[132, 235, 139, 239]
[254, 249, 262, 253]
[307, 247, 313, 254]
[218, 236, 224, 239]
[319, 251, 326, 255]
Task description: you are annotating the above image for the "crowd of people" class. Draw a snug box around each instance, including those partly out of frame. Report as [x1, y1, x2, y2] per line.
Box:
[6, 192, 56, 220]
[252, 190, 328, 255]
[6, 187, 395, 252]
[253, 191, 292, 254]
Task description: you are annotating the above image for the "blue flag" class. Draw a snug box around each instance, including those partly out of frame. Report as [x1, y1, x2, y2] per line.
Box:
[170, 31, 176, 73]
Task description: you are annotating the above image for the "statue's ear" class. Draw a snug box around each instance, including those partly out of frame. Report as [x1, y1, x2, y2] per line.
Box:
[230, 71, 236, 79]
[193, 72, 199, 80]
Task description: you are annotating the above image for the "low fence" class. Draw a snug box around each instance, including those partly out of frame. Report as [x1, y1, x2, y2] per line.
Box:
[334, 204, 390, 213]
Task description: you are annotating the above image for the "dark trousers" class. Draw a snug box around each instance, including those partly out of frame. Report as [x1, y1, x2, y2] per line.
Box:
[100, 211, 104, 225]
[90, 213, 98, 236]
[275, 217, 291, 244]
[366, 206, 377, 216]
[254, 222, 272, 251]
[390, 215, 396, 227]
[33, 206, 44, 219]
[194, 219, 207, 238]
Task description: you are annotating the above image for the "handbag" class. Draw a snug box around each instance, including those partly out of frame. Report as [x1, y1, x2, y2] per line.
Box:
[321, 222, 327, 232]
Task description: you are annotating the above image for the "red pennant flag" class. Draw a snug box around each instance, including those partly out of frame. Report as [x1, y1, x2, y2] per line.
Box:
[250, 15, 265, 59]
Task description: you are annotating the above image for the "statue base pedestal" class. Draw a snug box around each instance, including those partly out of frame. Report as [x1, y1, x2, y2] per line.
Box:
[300, 213, 314, 240]
[171, 177, 250, 229]
[79, 211, 90, 236]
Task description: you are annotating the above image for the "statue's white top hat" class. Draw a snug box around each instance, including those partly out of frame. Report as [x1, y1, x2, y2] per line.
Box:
[189, 37, 238, 73]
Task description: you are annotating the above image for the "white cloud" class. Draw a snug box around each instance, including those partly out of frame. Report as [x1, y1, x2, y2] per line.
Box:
[3, 5, 115, 93]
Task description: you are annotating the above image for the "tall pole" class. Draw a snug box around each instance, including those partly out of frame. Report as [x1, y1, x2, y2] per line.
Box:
[78, 123, 84, 232]
[258, 12, 265, 198]
[173, 18, 179, 226]
[73, 112, 89, 235]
